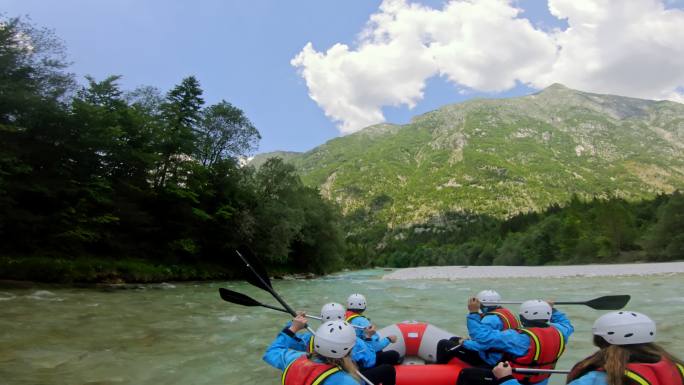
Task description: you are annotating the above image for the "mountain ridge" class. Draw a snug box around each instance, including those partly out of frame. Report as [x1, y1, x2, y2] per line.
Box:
[252, 84, 684, 225]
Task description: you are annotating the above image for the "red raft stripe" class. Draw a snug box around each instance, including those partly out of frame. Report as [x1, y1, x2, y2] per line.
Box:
[396, 322, 428, 357]
[395, 363, 466, 385]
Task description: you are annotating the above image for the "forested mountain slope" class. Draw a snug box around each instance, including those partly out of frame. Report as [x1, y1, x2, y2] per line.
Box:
[256, 84, 684, 226]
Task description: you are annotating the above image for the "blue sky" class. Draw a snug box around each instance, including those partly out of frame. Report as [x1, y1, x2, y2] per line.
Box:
[3, 0, 684, 154]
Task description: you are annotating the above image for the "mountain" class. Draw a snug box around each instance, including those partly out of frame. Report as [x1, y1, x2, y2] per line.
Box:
[248, 151, 302, 168]
[254, 84, 684, 226]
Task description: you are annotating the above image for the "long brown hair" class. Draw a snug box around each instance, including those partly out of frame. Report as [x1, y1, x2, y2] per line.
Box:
[309, 353, 360, 382]
[567, 336, 684, 385]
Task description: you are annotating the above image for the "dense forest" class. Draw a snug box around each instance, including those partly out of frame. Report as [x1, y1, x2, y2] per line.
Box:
[0, 17, 681, 283]
[346, 192, 684, 268]
[0, 17, 346, 282]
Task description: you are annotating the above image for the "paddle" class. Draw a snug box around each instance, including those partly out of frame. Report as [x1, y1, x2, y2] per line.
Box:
[236, 247, 275, 293]
[219, 287, 297, 313]
[513, 368, 570, 374]
[235, 247, 299, 316]
[482, 295, 630, 310]
[219, 287, 371, 328]
[233, 247, 376, 385]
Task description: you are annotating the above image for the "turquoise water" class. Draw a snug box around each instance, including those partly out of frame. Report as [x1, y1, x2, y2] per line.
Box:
[2, 270, 684, 385]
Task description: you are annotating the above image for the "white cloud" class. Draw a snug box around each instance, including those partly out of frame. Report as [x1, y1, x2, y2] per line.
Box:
[427, 0, 556, 92]
[292, 0, 684, 134]
[540, 0, 684, 101]
[291, 1, 437, 134]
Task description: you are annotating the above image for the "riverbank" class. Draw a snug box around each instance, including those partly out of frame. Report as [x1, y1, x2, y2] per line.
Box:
[0, 256, 319, 284]
[382, 261, 684, 280]
[0, 256, 239, 283]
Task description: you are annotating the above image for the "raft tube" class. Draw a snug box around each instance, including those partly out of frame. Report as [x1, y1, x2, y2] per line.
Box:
[378, 321, 471, 385]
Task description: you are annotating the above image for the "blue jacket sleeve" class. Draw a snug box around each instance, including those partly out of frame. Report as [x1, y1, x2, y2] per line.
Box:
[481, 314, 504, 331]
[550, 308, 574, 341]
[349, 315, 389, 352]
[352, 337, 376, 369]
[367, 336, 391, 352]
[277, 322, 309, 351]
[262, 330, 307, 371]
[464, 313, 530, 357]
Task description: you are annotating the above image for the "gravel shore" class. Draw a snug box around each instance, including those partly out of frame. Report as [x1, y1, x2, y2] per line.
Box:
[382, 261, 684, 280]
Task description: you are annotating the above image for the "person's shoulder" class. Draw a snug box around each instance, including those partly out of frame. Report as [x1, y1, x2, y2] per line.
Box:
[482, 313, 503, 323]
[300, 331, 313, 341]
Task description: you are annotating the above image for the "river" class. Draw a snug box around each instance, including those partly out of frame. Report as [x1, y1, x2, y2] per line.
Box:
[2, 269, 683, 385]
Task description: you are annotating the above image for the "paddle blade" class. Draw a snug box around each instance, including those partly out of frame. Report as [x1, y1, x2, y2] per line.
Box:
[585, 295, 631, 310]
[235, 246, 272, 291]
[218, 288, 262, 307]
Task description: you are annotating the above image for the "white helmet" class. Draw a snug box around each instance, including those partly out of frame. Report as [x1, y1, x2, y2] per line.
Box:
[477, 290, 502, 304]
[519, 300, 552, 321]
[346, 293, 367, 310]
[320, 302, 345, 321]
[312, 320, 357, 359]
[592, 311, 656, 345]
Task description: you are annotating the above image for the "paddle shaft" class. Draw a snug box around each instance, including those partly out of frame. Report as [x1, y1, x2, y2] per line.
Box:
[259, 302, 292, 313]
[447, 343, 463, 352]
[235, 250, 296, 316]
[267, 308, 365, 328]
[235, 250, 318, 335]
[255, 303, 367, 329]
[486, 301, 585, 305]
[251, 301, 368, 327]
[357, 370, 375, 385]
[481, 294, 630, 310]
[251, 302, 324, 321]
[513, 368, 570, 374]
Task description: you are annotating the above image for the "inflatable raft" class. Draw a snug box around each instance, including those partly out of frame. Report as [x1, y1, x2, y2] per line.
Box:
[378, 321, 473, 385]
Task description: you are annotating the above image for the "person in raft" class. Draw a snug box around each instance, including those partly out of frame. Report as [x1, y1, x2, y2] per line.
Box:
[453, 298, 573, 385]
[436, 289, 520, 365]
[282, 303, 398, 385]
[345, 293, 402, 366]
[493, 310, 684, 385]
[263, 315, 362, 385]
[475, 290, 521, 331]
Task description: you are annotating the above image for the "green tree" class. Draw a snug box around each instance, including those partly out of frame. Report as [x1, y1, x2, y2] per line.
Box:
[0, 16, 76, 255]
[594, 199, 637, 258]
[154, 76, 204, 188]
[643, 191, 684, 260]
[250, 158, 305, 263]
[195, 100, 260, 167]
[0, 17, 74, 124]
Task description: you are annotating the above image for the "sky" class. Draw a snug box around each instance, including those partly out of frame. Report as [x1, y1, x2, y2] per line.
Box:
[3, 0, 684, 154]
